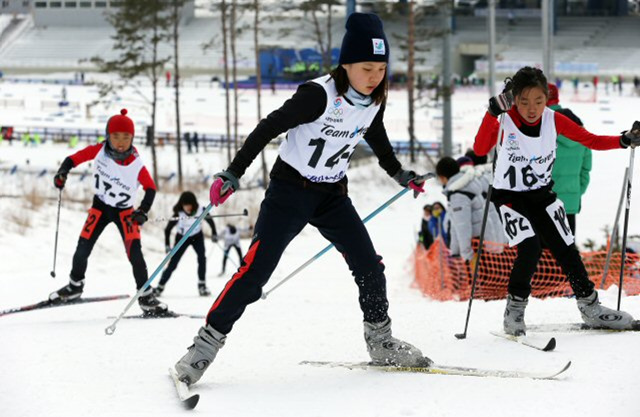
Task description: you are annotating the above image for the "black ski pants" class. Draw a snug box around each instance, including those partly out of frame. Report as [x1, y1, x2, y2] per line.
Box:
[159, 231, 207, 287]
[70, 197, 149, 290]
[499, 190, 594, 299]
[206, 178, 389, 334]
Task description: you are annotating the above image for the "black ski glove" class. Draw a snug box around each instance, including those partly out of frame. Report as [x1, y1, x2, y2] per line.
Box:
[620, 121, 640, 148]
[488, 79, 514, 117]
[131, 208, 148, 226]
[53, 171, 67, 189]
[488, 90, 514, 117]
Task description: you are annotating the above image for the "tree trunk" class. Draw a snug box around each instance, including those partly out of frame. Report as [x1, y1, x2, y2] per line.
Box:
[173, 0, 183, 190]
[325, 4, 332, 71]
[221, 0, 232, 164]
[231, 0, 238, 153]
[254, 0, 268, 189]
[149, 9, 159, 187]
[407, 0, 416, 163]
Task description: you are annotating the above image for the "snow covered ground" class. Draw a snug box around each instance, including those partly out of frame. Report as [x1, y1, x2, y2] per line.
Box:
[1, 80, 640, 417]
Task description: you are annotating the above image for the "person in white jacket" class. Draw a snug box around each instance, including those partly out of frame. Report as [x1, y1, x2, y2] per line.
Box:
[436, 157, 505, 267]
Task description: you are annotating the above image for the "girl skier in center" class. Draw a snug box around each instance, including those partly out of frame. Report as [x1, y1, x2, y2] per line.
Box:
[173, 12, 432, 386]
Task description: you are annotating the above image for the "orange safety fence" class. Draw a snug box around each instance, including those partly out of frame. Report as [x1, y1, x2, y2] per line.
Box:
[413, 239, 640, 301]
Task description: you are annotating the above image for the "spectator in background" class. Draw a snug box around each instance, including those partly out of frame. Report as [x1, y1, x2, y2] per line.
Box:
[193, 132, 199, 153]
[419, 204, 434, 250]
[618, 74, 623, 95]
[429, 201, 449, 246]
[548, 83, 591, 235]
[438, 157, 504, 263]
[184, 132, 192, 153]
[166, 70, 171, 87]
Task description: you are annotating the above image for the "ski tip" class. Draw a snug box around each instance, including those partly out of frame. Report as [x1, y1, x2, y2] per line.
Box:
[543, 337, 557, 352]
[183, 394, 199, 410]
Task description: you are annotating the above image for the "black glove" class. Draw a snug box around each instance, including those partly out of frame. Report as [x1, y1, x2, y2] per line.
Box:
[212, 234, 219, 243]
[488, 90, 514, 117]
[131, 209, 148, 226]
[620, 121, 640, 148]
[53, 171, 67, 189]
[165, 245, 171, 254]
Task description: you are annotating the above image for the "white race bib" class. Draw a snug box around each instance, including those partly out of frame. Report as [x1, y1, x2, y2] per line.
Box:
[545, 199, 575, 246]
[499, 205, 536, 246]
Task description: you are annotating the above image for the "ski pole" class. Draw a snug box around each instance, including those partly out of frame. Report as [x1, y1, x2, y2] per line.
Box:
[617, 148, 635, 310]
[455, 113, 505, 340]
[148, 208, 248, 223]
[600, 167, 628, 289]
[105, 203, 213, 335]
[261, 186, 413, 300]
[50, 188, 62, 278]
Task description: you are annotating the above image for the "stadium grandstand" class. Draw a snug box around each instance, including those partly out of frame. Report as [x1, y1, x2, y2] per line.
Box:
[0, 0, 639, 78]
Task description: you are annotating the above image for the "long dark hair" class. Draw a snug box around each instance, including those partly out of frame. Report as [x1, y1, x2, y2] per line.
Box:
[329, 65, 388, 105]
[173, 191, 199, 215]
[510, 66, 548, 99]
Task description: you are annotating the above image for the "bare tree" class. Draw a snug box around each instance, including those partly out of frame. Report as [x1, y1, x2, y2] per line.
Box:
[230, 0, 239, 151]
[90, 0, 173, 186]
[253, 0, 269, 189]
[171, 0, 188, 190]
[221, 0, 232, 164]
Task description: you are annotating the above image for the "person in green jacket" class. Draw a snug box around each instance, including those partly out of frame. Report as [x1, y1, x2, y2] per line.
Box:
[548, 83, 591, 234]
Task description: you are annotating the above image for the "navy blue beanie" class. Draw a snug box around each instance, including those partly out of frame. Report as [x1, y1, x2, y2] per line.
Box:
[339, 13, 389, 65]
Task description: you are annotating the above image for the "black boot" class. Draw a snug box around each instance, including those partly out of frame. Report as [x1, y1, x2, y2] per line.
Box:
[138, 292, 168, 314]
[198, 283, 211, 296]
[49, 281, 84, 302]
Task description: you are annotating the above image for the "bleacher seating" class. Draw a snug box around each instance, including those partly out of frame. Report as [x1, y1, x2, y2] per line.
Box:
[0, 13, 639, 76]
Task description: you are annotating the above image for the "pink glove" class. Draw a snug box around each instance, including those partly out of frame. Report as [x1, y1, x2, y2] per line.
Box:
[210, 177, 235, 207]
[408, 180, 425, 196]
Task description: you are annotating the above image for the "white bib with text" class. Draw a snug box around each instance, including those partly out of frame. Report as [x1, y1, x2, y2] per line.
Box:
[279, 75, 381, 183]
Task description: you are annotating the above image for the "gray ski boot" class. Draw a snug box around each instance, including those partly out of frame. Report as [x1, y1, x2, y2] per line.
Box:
[364, 318, 431, 367]
[503, 294, 528, 336]
[174, 324, 226, 385]
[577, 291, 634, 330]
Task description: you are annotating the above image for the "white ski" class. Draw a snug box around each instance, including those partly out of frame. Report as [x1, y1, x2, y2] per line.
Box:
[489, 331, 557, 351]
[168, 367, 199, 410]
[528, 320, 640, 333]
[301, 360, 571, 380]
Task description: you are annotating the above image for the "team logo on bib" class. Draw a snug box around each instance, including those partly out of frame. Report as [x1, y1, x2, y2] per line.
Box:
[506, 133, 519, 150]
[372, 38, 385, 55]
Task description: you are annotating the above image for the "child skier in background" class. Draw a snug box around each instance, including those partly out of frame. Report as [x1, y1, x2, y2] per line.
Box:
[154, 191, 218, 297]
[173, 12, 433, 386]
[49, 109, 167, 314]
[474, 66, 639, 335]
[218, 224, 243, 276]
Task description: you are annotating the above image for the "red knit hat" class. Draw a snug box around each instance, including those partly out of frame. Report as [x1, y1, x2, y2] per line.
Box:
[547, 83, 559, 106]
[107, 109, 135, 136]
